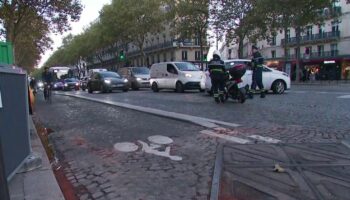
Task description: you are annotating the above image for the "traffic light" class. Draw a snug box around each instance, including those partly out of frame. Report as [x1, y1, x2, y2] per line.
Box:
[119, 50, 125, 61]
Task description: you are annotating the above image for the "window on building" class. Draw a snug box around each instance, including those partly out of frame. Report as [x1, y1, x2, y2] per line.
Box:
[318, 45, 324, 56]
[318, 24, 325, 37]
[331, 43, 338, 56]
[294, 48, 299, 58]
[157, 54, 160, 63]
[332, 20, 339, 33]
[195, 51, 201, 61]
[195, 37, 200, 46]
[287, 49, 291, 59]
[306, 26, 313, 38]
[271, 36, 277, 46]
[286, 29, 291, 39]
[171, 51, 175, 61]
[271, 50, 276, 58]
[305, 46, 312, 55]
[163, 53, 167, 62]
[182, 51, 188, 61]
[228, 49, 232, 59]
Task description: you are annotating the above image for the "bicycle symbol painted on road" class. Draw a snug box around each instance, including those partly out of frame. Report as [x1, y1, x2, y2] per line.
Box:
[113, 135, 182, 161]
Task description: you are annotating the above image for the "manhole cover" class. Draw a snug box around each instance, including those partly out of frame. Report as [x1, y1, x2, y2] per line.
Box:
[114, 142, 138, 152]
[148, 135, 173, 145]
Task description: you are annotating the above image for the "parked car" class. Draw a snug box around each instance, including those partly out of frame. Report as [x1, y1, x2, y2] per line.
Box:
[202, 59, 291, 94]
[118, 67, 150, 90]
[80, 77, 89, 91]
[150, 62, 204, 93]
[53, 81, 64, 90]
[63, 78, 80, 91]
[87, 71, 129, 93]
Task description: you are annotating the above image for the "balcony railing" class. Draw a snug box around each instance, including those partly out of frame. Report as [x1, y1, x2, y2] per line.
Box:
[266, 50, 339, 61]
[281, 31, 340, 46]
[305, 50, 339, 59]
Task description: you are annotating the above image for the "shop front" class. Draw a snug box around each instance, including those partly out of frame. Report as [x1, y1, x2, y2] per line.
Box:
[341, 59, 350, 80]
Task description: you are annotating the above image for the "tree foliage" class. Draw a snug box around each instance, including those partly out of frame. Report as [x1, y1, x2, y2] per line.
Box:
[0, 0, 83, 70]
[210, 0, 262, 58]
[254, 0, 333, 80]
[100, 0, 169, 65]
[173, 0, 209, 63]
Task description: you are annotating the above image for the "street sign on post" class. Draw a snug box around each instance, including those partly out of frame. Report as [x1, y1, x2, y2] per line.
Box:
[0, 42, 14, 65]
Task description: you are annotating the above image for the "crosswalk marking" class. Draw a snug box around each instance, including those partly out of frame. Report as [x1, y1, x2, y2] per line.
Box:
[248, 135, 281, 143]
[200, 130, 251, 144]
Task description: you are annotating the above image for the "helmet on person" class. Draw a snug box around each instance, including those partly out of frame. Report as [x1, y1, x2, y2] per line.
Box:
[213, 50, 221, 59]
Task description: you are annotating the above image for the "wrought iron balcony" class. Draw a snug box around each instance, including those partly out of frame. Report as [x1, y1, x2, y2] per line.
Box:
[265, 50, 339, 61]
[281, 31, 340, 46]
[304, 50, 339, 59]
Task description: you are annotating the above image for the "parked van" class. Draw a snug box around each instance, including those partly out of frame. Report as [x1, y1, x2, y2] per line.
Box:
[118, 67, 150, 90]
[150, 62, 204, 93]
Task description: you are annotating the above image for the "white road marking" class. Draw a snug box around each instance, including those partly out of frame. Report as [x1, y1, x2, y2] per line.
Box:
[57, 92, 241, 129]
[200, 130, 251, 144]
[114, 142, 139, 152]
[248, 135, 281, 143]
[148, 135, 173, 145]
[337, 95, 350, 99]
[138, 140, 182, 161]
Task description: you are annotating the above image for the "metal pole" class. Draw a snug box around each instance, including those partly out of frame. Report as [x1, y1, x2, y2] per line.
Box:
[0, 138, 10, 200]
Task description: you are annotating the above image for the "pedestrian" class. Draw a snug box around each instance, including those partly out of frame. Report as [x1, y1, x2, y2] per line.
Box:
[208, 50, 226, 103]
[251, 45, 265, 98]
[29, 77, 37, 95]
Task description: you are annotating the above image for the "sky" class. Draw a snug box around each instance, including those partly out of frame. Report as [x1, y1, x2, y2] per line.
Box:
[38, 0, 111, 68]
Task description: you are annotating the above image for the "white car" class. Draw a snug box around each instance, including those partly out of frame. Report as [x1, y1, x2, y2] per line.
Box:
[201, 59, 291, 94]
[150, 62, 204, 92]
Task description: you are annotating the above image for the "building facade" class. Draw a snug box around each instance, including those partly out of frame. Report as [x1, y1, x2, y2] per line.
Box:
[87, 23, 209, 71]
[221, 0, 350, 81]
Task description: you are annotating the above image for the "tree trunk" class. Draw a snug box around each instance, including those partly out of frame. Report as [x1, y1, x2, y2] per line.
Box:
[198, 31, 204, 70]
[284, 26, 288, 73]
[295, 26, 301, 82]
[238, 37, 244, 59]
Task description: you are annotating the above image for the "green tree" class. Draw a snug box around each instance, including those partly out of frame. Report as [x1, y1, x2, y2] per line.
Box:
[210, 0, 264, 58]
[172, 0, 209, 66]
[254, 0, 333, 81]
[100, 0, 168, 66]
[0, 0, 83, 69]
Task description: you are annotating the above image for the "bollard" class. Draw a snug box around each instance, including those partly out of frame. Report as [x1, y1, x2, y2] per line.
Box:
[0, 138, 10, 200]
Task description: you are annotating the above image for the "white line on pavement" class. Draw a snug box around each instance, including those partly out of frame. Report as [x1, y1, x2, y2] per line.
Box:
[57, 92, 241, 129]
[337, 95, 350, 99]
[248, 135, 281, 143]
[200, 130, 251, 144]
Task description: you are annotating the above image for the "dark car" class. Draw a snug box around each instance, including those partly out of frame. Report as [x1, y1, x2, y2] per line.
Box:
[87, 71, 129, 93]
[63, 78, 80, 91]
[80, 77, 89, 91]
[52, 81, 64, 91]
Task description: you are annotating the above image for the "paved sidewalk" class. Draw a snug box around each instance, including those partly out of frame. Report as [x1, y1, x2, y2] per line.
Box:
[213, 142, 350, 200]
[8, 117, 64, 200]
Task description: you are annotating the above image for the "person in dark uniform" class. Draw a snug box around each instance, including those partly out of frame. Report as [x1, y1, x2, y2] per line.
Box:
[251, 45, 265, 98]
[208, 50, 226, 103]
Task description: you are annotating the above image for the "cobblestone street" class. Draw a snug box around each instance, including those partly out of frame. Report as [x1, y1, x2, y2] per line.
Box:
[33, 85, 350, 199]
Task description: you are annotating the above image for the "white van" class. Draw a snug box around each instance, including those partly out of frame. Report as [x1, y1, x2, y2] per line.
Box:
[150, 62, 204, 92]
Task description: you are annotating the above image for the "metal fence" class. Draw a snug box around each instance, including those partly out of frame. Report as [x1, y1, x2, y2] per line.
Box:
[0, 64, 31, 181]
